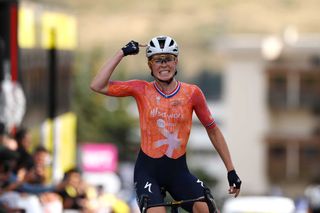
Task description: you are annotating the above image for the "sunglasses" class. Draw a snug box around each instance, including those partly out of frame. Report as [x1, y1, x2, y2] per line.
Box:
[150, 55, 176, 65]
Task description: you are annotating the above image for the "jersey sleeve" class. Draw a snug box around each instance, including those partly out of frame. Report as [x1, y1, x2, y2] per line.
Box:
[106, 80, 143, 97]
[191, 85, 216, 129]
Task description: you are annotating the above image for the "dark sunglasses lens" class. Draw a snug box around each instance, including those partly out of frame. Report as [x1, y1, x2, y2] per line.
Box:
[153, 55, 175, 64]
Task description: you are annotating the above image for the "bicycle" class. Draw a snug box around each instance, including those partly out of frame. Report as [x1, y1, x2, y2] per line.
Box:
[139, 186, 219, 213]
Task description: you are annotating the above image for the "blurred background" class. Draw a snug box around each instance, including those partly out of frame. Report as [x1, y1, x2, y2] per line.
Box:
[0, 0, 320, 212]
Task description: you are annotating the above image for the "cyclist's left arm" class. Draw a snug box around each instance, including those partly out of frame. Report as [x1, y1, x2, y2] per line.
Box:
[192, 85, 234, 171]
[206, 126, 234, 173]
[206, 127, 241, 197]
[192, 86, 241, 197]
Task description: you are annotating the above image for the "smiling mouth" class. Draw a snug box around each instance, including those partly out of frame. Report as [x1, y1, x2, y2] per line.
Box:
[159, 70, 170, 74]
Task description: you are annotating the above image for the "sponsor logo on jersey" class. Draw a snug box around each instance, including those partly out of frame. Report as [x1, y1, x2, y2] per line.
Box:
[150, 107, 182, 120]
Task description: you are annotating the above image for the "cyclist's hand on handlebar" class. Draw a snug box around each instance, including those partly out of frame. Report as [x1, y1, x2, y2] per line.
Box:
[122, 40, 139, 56]
[227, 170, 242, 197]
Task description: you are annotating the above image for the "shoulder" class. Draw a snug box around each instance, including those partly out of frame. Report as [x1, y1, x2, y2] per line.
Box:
[180, 82, 201, 93]
[109, 79, 149, 88]
[180, 82, 207, 105]
[131, 79, 151, 86]
[122, 79, 149, 85]
[107, 79, 151, 97]
[128, 80, 152, 91]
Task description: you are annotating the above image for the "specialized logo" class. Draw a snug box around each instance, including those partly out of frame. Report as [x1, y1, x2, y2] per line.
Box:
[144, 182, 152, 193]
[197, 179, 204, 187]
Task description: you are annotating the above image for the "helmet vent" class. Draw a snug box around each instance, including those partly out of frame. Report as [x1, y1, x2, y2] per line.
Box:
[157, 38, 166, 48]
[169, 39, 174, 46]
[150, 40, 155, 47]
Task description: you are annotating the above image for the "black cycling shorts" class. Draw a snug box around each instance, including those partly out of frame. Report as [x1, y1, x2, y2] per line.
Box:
[134, 150, 209, 212]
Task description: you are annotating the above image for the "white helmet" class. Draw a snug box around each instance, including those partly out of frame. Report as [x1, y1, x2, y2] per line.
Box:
[146, 35, 179, 58]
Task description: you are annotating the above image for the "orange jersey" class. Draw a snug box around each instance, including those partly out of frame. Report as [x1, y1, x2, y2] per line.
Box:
[106, 80, 216, 159]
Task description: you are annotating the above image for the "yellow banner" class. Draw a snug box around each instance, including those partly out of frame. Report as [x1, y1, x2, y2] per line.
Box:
[18, 7, 36, 48]
[55, 112, 77, 172]
[41, 12, 77, 50]
[41, 112, 77, 180]
[18, 3, 77, 50]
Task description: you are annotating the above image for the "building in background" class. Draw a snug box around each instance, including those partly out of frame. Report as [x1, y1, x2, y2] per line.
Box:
[205, 32, 320, 197]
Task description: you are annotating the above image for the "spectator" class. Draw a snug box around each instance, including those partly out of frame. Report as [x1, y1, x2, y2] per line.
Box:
[0, 144, 19, 187]
[56, 167, 91, 211]
[1, 145, 55, 195]
[0, 146, 43, 213]
[14, 145, 59, 195]
[9, 144, 63, 212]
[1, 129, 63, 212]
[0, 145, 19, 190]
[26, 145, 51, 185]
[93, 185, 130, 213]
[14, 127, 34, 172]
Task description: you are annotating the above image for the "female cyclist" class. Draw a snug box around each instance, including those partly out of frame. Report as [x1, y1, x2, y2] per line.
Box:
[90, 36, 242, 213]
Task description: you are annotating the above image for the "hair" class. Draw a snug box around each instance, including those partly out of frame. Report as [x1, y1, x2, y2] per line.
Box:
[63, 167, 82, 180]
[15, 127, 28, 145]
[33, 145, 50, 154]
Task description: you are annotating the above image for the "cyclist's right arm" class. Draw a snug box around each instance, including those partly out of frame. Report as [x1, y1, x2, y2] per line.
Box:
[90, 50, 124, 94]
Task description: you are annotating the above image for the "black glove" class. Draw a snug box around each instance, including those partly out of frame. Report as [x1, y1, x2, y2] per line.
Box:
[227, 170, 242, 189]
[121, 40, 139, 56]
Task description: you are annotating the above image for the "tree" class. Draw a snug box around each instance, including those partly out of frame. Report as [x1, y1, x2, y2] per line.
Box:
[72, 47, 139, 161]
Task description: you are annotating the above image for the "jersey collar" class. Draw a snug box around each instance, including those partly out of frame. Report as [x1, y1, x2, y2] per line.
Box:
[153, 81, 181, 98]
